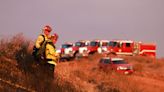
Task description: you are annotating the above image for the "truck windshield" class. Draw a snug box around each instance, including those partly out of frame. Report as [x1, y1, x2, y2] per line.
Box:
[108, 42, 117, 47]
[62, 44, 72, 48]
[90, 41, 99, 46]
[75, 42, 83, 47]
[112, 60, 127, 64]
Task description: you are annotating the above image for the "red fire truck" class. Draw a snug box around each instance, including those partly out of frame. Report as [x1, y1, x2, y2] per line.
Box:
[105, 40, 156, 57]
[59, 40, 90, 60]
[79, 40, 109, 57]
[59, 42, 73, 61]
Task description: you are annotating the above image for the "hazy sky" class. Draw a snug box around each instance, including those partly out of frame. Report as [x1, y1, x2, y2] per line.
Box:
[0, 0, 164, 57]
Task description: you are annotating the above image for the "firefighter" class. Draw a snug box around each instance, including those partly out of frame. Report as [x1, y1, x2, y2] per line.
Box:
[32, 25, 52, 61]
[35, 25, 52, 49]
[44, 33, 59, 78]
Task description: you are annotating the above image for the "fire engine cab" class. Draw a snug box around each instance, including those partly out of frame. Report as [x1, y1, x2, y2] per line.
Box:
[79, 40, 101, 57]
[79, 40, 109, 57]
[61, 40, 90, 60]
[59, 42, 73, 60]
[104, 40, 156, 57]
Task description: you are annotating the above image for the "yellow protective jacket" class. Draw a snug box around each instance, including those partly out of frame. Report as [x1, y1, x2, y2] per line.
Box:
[45, 40, 59, 66]
[35, 34, 49, 49]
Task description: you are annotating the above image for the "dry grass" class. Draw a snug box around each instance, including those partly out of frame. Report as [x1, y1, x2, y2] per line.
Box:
[0, 34, 164, 92]
[56, 55, 144, 92]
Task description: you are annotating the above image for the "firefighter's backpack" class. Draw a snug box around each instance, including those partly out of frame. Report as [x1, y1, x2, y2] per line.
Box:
[32, 34, 45, 61]
[36, 40, 56, 63]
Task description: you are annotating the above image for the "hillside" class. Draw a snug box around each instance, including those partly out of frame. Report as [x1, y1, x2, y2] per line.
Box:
[0, 34, 164, 92]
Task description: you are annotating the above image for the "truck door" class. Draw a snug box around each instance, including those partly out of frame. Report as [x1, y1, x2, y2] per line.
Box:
[121, 42, 133, 54]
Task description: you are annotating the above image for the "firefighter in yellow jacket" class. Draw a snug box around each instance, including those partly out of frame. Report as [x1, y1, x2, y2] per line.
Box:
[32, 25, 52, 61]
[45, 33, 59, 78]
[35, 25, 52, 49]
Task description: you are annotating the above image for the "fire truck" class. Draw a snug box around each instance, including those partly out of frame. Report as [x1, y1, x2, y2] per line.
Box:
[61, 40, 90, 60]
[79, 40, 109, 57]
[104, 40, 156, 57]
[59, 42, 73, 61]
